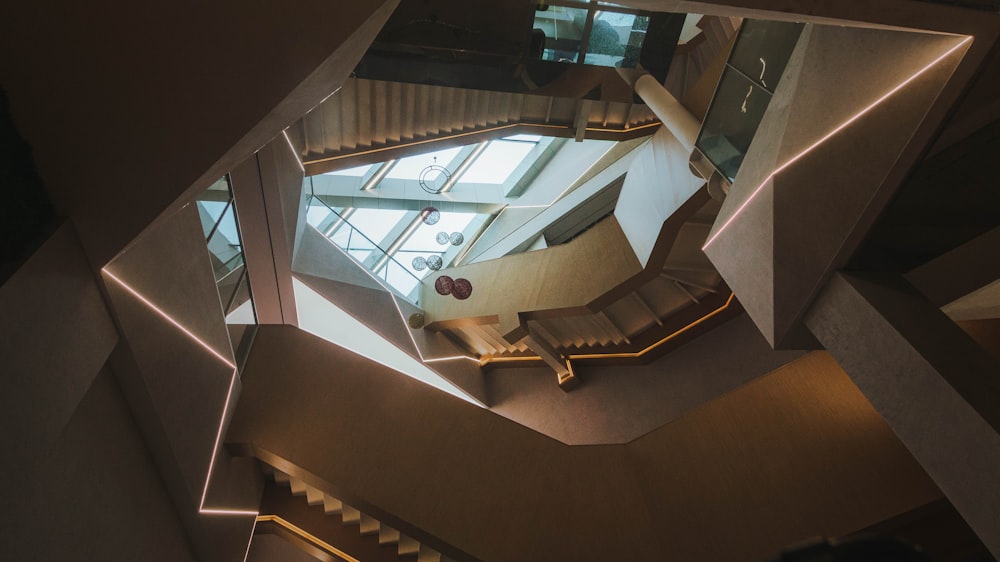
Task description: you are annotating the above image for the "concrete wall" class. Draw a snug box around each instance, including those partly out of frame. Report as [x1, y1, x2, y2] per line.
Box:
[0, 0, 399, 267]
[704, 25, 968, 348]
[487, 314, 804, 444]
[0, 224, 196, 561]
[229, 326, 943, 562]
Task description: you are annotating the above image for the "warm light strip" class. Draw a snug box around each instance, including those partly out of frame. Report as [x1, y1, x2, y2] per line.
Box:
[570, 292, 735, 359]
[360, 159, 396, 191]
[103, 268, 259, 518]
[440, 141, 489, 193]
[282, 130, 306, 174]
[303, 122, 662, 166]
[243, 516, 259, 562]
[256, 515, 361, 562]
[198, 367, 258, 516]
[479, 292, 735, 364]
[371, 215, 424, 273]
[103, 269, 236, 370]
[703, 36, 972, 250]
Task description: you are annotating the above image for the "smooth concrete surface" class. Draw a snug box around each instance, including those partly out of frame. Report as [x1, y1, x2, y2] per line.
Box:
[906, 225, 1000, 310]
[624, 351, 941, 561]
[424, 216, 643, 339]
[0, 223, 118, 475]
[228, 326, 942, 562]
[617, 126, 705, 267]
[293, 226, 489, 403]
[0, 0, 399, 267]
[487, 314, 804, 444]
[247, 534, 320, 562]
[257, 138, 309, 326]
[705, 25, 966, 348]
[944, 278, 1000, 321]
[806, 272, 1000, 557]
[0, 367, 198, 562]
[103, 204, 260, 560]
[230, 152, 285, 325]
[633, 73, 701, 151]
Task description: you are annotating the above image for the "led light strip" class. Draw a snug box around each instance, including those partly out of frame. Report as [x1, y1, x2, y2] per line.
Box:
[255, 515, 361, 562]
[479, 292, 736, 364]
[283, 129, 306, 173]
[302, 121, 662, 167]
[703, 36, 972, 250]
[104, 269, 236, 369]
[102, 267, 260, 553]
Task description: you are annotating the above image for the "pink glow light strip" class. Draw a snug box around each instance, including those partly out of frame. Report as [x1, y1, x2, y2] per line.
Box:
[703, 36, 972, 250]
[103, 268, 257, 517]
[104, 269, 236, 370]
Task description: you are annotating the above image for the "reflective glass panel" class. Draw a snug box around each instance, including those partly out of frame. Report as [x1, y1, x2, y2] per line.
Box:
[696, 68, 770, 181]
[729, 20, 804, 91]
[583, 11, 649, 68]
[533, 6, 589, 63]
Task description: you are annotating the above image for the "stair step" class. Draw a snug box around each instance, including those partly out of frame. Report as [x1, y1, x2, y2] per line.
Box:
[379, 524, 401, 545]
[289, 477, 308, 497]
[399, 534, 421, 557]
[273, 469, 291, 486]
[360, 513, 380, 535]
[703, 17, 725, 51]
[305, 485, 324, 506]
[418, 545, 442, 562]
[323, 494, 343, 515]
[342, 504, 361, 525]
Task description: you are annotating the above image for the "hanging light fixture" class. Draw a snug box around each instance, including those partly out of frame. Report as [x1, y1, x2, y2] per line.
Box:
[420, 206, 440, 225]
[419, 157, 452, 194]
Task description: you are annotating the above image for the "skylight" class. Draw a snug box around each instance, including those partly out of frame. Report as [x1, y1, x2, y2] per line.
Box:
[386, 146, 463, 180]
[325, 163, 373, 176]
[459, 139, 537, 184]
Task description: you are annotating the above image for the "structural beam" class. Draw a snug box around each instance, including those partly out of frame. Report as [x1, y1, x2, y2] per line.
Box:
[620, 70, 701, 151]
[805, 272, 1000, 558]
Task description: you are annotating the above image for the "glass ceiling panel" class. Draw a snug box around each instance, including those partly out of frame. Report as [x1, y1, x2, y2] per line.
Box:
[345, 208, 408, 244]
[460, 140, 536, 184]
[325, 163, 373, 176]
[386, 147, 463, 180]
[504, 134, 543, 142]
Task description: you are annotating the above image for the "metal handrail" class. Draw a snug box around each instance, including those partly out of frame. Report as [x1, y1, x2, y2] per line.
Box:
[307, 180, 424, 289]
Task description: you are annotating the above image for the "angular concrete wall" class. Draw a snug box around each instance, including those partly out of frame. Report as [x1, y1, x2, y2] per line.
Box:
[0, 0, 399, 267]
[0, 224, 196, 561]
[229, 326, 943, 562]
[704, 25, 968, 348]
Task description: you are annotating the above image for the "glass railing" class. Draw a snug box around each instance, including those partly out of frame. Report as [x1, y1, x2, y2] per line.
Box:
[306, 187, 425, 306]
[195, 176, 257, 324]
[695, 20, 804, 182]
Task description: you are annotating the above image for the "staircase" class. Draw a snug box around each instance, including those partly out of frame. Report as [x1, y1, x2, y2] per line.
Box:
[261, 463, 456, 562]
[444, 199, 727, 359]
[665, 16, 742, 105]
[287, 77, 660, 164]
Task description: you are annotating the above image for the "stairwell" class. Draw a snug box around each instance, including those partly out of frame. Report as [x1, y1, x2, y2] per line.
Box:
[258, 463, 460, 562]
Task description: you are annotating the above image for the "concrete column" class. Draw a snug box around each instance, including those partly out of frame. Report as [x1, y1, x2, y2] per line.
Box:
[624, 71, 701, 151]
[805, 272, 1000, 558]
